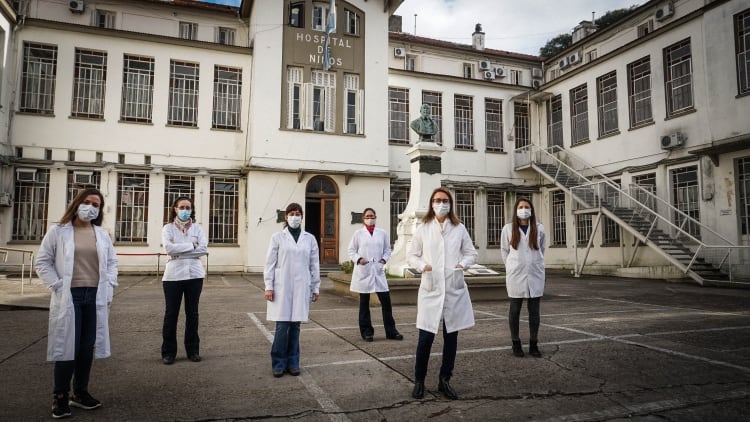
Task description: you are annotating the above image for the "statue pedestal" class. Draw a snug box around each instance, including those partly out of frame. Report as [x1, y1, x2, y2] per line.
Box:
[387, 142, 444, 277]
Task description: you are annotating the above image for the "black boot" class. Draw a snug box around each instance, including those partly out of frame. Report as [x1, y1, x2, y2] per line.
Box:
[529, 341, 542, 357]
[512, 340, 525, 357]
[412, 382, 425, 399]
[438, 377, 458, 400]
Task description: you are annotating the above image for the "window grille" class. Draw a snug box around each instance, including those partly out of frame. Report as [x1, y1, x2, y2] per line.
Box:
[121, 55, 154, 122]
[486, 190, 505, 247]
[547, 95, 563, 147]
[454, 189, 475, 241]
[388, 87, 409, 143]
[213, 65, 241, 130]
[454, 95, 474, 149]
[168, 60, 200, 127]
[421, 91, 442, 145]
[116, 173, 149, 243]
[551, 191, 567, 246]
[664, 39, 694, 116]
[66, 170, 100, 205]
[390, 184, 409, 247]
[12, 168, 49, 241]
[209, 177, 239, 244]
[20, 42, 57, 114]
[570, 84, 589, 144]
[735, 10, 750, 94]
[163, 175, 195, 225]
[72, 49, 107, 118]
[514, 101, 529, 148]
[670, 166, 700, 238]
[597, 71, 618, 136]
[628, 56, 652, 127]
[485, 98, 503, 152]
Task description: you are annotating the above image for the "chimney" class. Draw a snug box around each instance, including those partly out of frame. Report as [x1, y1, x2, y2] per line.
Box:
[572, 20, 597, 43]
[472, 23, 485, 50]
[389, 15, 403, 33]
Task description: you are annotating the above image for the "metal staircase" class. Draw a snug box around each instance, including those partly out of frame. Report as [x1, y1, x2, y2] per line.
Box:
[514, 144, 750, 286]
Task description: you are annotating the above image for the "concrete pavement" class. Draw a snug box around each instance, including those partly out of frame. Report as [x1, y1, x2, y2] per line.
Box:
[1, 272, 750, 421]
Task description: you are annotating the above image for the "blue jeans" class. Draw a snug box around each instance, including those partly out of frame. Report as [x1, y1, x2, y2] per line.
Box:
[271, 321, 301, 372]
[162, 278, 203, 358]
[54, 287, 98, 394]
[414, 321, 458, 383]
[358, 292, 398, 338]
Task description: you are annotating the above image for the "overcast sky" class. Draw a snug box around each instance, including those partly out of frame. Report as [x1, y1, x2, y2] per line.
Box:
[200, 0, 644, 56]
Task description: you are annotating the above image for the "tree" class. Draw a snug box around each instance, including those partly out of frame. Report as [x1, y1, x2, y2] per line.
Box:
[539, 33, 572, 58]
[595, 6, 638, 30]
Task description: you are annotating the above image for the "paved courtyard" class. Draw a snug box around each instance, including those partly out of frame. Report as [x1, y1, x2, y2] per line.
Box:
[1, 272, 749, 421]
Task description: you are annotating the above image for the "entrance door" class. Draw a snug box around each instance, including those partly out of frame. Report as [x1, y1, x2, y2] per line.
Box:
[319, 198, 338, 264]
[305, 176, 339, 264]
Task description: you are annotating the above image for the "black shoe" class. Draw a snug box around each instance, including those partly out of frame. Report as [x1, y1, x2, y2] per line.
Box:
[162, 356, 175, 365]
[362, 335, 374, 342]
[272, 370, 284, 378]
[512, 340, 525, 357]
[70, 390, 101, 410]
[188, 354, 202, 362]
[438, 377, 458, 400]
[52, 392, 71, 419]
[529, 341, 542, 358]
[287, 367, 301, 376]
[411, 382, 425, 399]
[386, 332, 404, 340]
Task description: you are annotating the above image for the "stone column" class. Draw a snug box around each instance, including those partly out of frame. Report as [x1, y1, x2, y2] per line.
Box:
[387, 141, 444, 277]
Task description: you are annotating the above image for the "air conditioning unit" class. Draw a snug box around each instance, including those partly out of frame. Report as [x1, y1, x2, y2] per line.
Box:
[0, 192, 11, 207]
[393, 47, 406, 58]
[531, 79, 541, 89]
[568, 51, 581, 65]
[558, 57, 570, 69]
[483, 70, 495, 80]
[494, 67, 506, 77]
[655, 2, 674, 22]
[479, 60, 491, 71]
[660, 132, 685, 149]
[16, 168, 36, 181]
[531, 68, 543, 78]
[73, 171, 93, 184]
[69, 0, 85, 13]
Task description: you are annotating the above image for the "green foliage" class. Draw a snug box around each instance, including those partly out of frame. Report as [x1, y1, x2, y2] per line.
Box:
[595, 6, 638, 30]
[340, 260, 354, 274]
[539, 33, 572, 58]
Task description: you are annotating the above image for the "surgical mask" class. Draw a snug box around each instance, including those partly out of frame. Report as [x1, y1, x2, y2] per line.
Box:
[517, 208, 532, 220]
[177, 209, 192, 222]
[77, 204, 99, 222]
[288, 215, 302, 229]
[433, 203, 450, 217]
[364, 218, 376, 226]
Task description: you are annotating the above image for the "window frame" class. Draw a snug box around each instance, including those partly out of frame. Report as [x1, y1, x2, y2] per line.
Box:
[71, 48, 107, 119]
[421, 91, 443, 145]
[485, 98, 503, 152]
[120, 54, 155, 123]
[664, 38, 694, 116]
[627, 56, 653, 127]
[454, 94, 474, 150]
[167, 60, 200, 127]
[212, 65, 242, 130]
[547, 94, 563, 148]
[209, 176, 239, 244]
[570, 83, 589, 145]
[514, 101, 529, 149]
[116, 172, 150, 243]
[179, 21, 198, 40]
[388, 87, 409, 144]
[734, 9, 750, 95]
[20, 42, 57, 114]
[597, 71, 618, 137]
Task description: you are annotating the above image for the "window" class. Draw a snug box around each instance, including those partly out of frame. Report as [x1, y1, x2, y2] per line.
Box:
[551, 190, 567, 246]
[116, 173, 149, 243]
[289, 3, 304, 28]
[664, 38, 693, 116]
[405, 56, 416, 71]
[20, 42, 57, 114]
[12, 0, 29, 15]
[388, 87, 409, 144]
[168, 60, 200, 127]
[586, 49, 597, 63]
[345, 9, 359, 35]
[597, 71, 618, 136]
[734, 9, 750, 95]
[637, 20, 653, 38]
[95, 10, 116, 29]
[422, 91, 442, 145]
[312, 2, 332, 32]
[121, 55, 154, 123]
[454, 189, 475, 241]
[602, 180, 621, 245]
[179, 22, 198, 40]
[72, 49, 107, 119]
[485, 98, 503, 152]
[738, 157, 750, 235]
[670, 166, 700, 238]
[628, 56, 652, 127]
[215, 27, 235, 45]
[163, 175, 194, 224]
[570, 83, 589, 145]
[390, 183, 410, 247]
[510, 69, 521, 85]
[310, 70, 335, 131]
[575, 214, 593, 246]
[67, 170, 100, 205]
[514, 101, 529, 149]
[12, 168, 49, 241]
[286, 67, 303, 130]
[454, 95, 474, 149]
[486, 190, 505, 247]
[463, 63, 472, 79]
[547, 94, 563, 148]
[343, 74, 363, 134]
[210, 177, 239, 244]
[213, 65, 242, 130]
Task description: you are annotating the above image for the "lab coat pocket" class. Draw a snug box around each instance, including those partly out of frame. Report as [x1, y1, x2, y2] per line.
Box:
[452, 269, 467, 290]
[420, 271, 434, 292]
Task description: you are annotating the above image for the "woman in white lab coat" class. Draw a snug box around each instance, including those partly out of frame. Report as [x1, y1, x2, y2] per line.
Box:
[500, 197, 546, 358]
[348, 208, 402, 342]
[408, 188, 477, 400]
[35, 188, 118, 418]
[264, 203, 321, 378]
[161, 196, 208, 365]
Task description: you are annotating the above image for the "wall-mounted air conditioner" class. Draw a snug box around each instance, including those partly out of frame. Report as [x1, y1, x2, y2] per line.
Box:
[531, 79, 541, 89]
[660, 132, 685, 149]
[393, 47, 406, 58]
[16, 168, 36, 181]
[479, 60, 491, 71]
[655, 2, 674, 22]
[0, 192, 11, 207]
[531, 68, 543, 78]
[69, 0, 85, 13]
[483, 70, 495, 80]
[568, 51, 581, 65]
[73, 171, 93, 184]
[494, 67, 505, 77]
[558, 57, 570, 69]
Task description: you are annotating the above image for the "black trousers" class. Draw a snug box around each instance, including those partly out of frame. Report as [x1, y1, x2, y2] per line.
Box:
[358, 292, 398, 338]
[162, 278, 203, 358]
[54, 287, 98, 394]
[414, 321, 458, 383]
[508, 297, 541, 342]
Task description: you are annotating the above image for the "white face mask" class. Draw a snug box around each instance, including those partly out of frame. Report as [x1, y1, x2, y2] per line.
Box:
[433, 203, 450, 217]
[364, 218, 376, 226]
[77, 204, 99, 222]
[287, 215, 302, 229]
[517, 208, 532, 220]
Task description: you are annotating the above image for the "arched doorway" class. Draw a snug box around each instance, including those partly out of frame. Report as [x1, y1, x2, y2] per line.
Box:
[305, 176, 339, 264]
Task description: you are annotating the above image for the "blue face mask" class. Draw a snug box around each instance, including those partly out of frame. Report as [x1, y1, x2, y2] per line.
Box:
[177, 209, 192, 222]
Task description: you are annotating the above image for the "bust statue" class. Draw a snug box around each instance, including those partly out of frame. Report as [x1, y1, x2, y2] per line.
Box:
[410, 104, 438, 143]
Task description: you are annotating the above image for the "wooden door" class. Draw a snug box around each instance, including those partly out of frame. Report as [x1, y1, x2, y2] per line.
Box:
[320, 198, 338, 264]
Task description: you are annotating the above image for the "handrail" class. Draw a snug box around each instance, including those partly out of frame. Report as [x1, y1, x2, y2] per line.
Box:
[0, 247, 35, 295]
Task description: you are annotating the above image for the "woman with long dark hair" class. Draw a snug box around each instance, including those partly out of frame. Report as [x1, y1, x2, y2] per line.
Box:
[500, 197, 546, 358]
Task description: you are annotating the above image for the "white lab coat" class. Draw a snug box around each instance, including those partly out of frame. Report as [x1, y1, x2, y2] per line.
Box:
[408, 219, 477, 334]
[500, 223, 546, 298]
[161, 222, 208, 281]
[264, 228, 321, 322]
[348, 227, 391, 293]
[35, 223, 118, 361]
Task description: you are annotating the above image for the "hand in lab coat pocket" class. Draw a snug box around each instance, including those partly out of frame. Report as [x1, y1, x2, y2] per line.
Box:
[452, 268, 467, 290]
[421, 271, 434, 292]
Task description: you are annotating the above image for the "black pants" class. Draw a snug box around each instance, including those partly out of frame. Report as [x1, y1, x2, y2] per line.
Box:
[508, 297, 541, 342]
[162, 278, 203, 358]
[358, 292, 398, 338]
[414, 321, 458, 383]
[54, 287, 98, 395]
